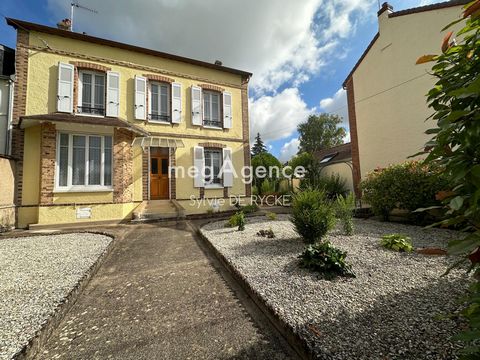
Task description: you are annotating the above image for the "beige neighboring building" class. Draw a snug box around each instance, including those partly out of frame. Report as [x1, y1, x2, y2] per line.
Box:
[343, 0, 468, 196]
[315, 143, 354, 193]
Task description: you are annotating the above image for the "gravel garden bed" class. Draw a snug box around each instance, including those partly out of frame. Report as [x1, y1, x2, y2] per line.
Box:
[0, 233, 112, 360]
[201, 215, 473, 360]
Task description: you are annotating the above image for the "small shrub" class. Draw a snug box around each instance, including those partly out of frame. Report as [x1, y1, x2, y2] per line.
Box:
[361, 161, 448, 222]
[237, 212, 246, 231]
[226, 211, 246, 228]
[266, 212, 277, 220]
[241, 204, 259, 214]
[260, 178, 276, 195]
[299, 242, 355, 279]
[335, 193, 355, 235]
[381, 234, 413, 252]
[252, 185, 259, 196]
[317, 173, 348, 200]
[257, 228, 275, 238]
[291, 189, 336, 244]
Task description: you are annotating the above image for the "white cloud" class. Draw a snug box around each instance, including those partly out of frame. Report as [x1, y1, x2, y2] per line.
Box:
[319, 88, 349, 129]
[279, 138, 300, 162]
[47, 0, 372, 94]
[418, 0, 437, 6]
[249, 88, 312, 143]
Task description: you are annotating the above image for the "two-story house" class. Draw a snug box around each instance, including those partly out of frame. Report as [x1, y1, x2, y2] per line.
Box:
[343, 0, 468, 196]
[6, 18, 252, 228]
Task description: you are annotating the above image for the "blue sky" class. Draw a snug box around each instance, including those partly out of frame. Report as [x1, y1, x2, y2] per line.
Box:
[0, 0, 440, 160]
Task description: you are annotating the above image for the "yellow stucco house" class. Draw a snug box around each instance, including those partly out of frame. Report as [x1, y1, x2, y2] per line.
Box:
[343, 0, 468, 196]
[6, 18, 252, 228]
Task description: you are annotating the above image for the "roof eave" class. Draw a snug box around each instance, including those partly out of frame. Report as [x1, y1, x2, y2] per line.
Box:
[5, 17, 252, 79]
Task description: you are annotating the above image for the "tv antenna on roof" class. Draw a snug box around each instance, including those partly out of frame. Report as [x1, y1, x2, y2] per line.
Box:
[70, 2, 98, 32]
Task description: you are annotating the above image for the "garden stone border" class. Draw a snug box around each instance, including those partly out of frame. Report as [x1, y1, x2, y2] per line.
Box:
[4, 231, 117, 360]
[195, 220, 313, 360]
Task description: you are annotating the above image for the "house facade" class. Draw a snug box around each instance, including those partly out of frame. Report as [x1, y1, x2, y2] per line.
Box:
[343, 0, 468, 196]
[7, 18, 251, 228]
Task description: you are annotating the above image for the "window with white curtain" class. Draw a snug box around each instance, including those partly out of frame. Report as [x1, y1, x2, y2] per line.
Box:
[149, 82, 170, 122]
[56, 133, 113, 190]
[204, 148, 223, 185]
[203, 91, 221, 127]
[78, 70, 106, 116]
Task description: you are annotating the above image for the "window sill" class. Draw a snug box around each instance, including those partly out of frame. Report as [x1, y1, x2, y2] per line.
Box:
[54, 186, 114, 193]
[75, 112, 105, 118]
[202, 125, 223, 130]
[148, 120, 172, 125]
[204, 184, 224, 189]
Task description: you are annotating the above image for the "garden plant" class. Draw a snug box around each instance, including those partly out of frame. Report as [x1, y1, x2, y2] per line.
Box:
[416, 2, 480, 357]
[380, 234, 414, 253]
[335, 193, 355, 235]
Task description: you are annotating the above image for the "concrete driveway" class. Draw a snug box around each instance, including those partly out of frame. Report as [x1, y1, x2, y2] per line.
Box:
[35, 221, 296, 360]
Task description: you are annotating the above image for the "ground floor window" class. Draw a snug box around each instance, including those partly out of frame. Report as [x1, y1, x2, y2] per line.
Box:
[204, 148, 223, 186]
[56, 133, 113, 189]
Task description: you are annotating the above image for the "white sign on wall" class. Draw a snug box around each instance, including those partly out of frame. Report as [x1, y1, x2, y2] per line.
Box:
[76, 207, 92, 219]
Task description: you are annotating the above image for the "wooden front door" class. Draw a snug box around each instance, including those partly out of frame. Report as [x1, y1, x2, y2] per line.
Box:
[150, 151, 169, 200]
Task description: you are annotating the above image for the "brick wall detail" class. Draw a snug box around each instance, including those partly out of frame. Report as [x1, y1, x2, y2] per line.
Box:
[70, 61, 111, 72]
[12, 30, 29, 211]
[198, 142, 226, 148]
[170, 148, 176, 200]
[143, 74, 174, 83]
[198, 83, 225, 92]
[142, 148, 149, 200]
[345, 78, 362, 198]
[39, 122, 56, 204]
[113, 128, 134, 203]
[241, 79, 252, 197]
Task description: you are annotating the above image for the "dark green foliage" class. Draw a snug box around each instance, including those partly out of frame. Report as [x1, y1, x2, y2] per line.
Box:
[251, 152, 282, 193]
[361, 161, 448, 222]
[380, 234, 413, 253]
[266, 212, 277, 220]
[316, 173, 349, 200]
[297, 114, 347, 154]
[241, 204, 259, 214]
[298, 242, 355, 279]
[417, 4, 480, 356]
[257, 228, 275, 238]
[226, 211, 247, 229]
[251, 133, 267, 157]
[335, 193, 355, 235]
[291, 189, 336, 244]
[237, 212, 246, 231]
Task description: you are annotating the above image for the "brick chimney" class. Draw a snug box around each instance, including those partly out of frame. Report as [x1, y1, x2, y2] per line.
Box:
[377, 2, 393, 30]
[57, 18, 72, 31]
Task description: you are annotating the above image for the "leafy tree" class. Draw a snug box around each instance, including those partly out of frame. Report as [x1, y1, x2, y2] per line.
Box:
[251, 152, 282, 193]
[416, 2, 480, 357]
[297, 114, 346, 154]
[251, 133, 267, 157]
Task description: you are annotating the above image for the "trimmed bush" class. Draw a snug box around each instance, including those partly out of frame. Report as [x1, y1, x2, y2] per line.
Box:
[299, 242, 355, 279]
[335, 193, 355, 235]
[291, 189, 336, 244]
[361, 161, 448, 222]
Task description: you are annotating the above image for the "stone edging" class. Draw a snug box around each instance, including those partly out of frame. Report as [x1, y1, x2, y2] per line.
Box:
[195, 225, 313, 360]
[10, 231, 117, 360]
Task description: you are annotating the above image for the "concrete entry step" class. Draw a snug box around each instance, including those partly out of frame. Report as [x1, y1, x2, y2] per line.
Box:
[132, 200, 185, 222]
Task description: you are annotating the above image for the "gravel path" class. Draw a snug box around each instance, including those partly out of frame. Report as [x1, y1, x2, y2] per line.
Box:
[201, 215, 473, 360]
[0, 233, 112, 360]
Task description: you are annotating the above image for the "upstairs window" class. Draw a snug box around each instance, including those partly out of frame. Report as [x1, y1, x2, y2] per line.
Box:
[203, 91, 221, 128]
[149, 82, 171, 122]
[78, 71, 106, 116]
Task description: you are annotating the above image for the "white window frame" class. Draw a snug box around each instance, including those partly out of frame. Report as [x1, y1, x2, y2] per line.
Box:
[202, 90, 222, 128]
[78, 70, 106, 117]
[55, 132, 113, 192]
[148, 81, 171, 123]
[204, 148, 223, 188]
